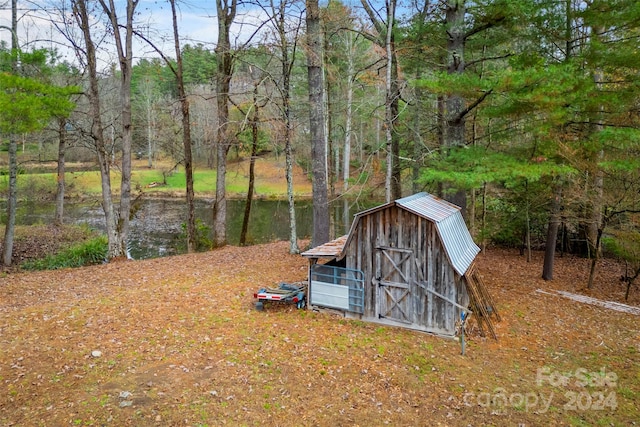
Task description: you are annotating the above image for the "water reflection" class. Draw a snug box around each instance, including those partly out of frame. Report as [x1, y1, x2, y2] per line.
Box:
[4, 197, 379, 259]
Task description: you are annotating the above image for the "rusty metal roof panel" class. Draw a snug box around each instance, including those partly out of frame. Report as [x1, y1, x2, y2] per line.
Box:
[301, 235, 348, 258]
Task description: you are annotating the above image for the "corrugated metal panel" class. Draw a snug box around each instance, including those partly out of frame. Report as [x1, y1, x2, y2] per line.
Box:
[397, 192, 479, 275]
[396, 192, 460, 223]
[301, 192, 480, 275]
[436, 213, 480, 276]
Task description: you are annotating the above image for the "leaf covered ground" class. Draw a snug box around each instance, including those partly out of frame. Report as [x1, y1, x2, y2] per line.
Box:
[1, 242, 639, 426]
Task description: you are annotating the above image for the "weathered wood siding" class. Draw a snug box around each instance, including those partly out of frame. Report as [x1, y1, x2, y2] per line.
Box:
[343, 205, 469, 335]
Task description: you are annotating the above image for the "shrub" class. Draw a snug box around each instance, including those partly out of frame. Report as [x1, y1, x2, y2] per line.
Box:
[179, 219, 212, 252]
[21, 236, 108, 270]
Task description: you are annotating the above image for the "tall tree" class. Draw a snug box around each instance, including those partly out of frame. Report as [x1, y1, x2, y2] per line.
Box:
[359, 0, 402, 201]
[322, 1, 378, 198]
[236, 71, 265, 246]
[542, 0, 575, 280]
[213, 0, 238, 247]
[133, 2, 198, 252]
[383, 0, 396, 202]
[72, 0, 124, 259]
[306, 0, 330, 246]
[262, 0, 304, 253]
[48, 59, 82, 227]
[98, 0, 139, 258]
[1, 0, 19, 267]
[53, 116, 68, 225]
[0, 51, 77, 266]
[169, 0, 197, 252]
[442, 0, 467, 209]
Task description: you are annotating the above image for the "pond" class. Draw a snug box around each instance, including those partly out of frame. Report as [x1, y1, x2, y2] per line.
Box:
[4, 197, 380, 259]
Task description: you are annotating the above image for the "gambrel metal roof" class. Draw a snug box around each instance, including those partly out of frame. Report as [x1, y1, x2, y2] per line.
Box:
[302, 192, 480, 276]
[396, 193, 480, 276]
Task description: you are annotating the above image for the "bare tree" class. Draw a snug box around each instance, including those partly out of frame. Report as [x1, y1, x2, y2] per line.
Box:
[133, 1, 198, 252]
[213, 0, 238, 247]
[54, 117, 68, 225]
[72, 0, 123, 259]
[169, 0, 197, 252]
[98, 0, 139, 258]
[306, 0, 329, 246]
[236, 72, 265, 246]
[383, 0, 395, 202]
[135, 75, 158, 168]
[263, 0, 304, 253]
[342, 30, 356, 195]
[359, 0, 401, 201]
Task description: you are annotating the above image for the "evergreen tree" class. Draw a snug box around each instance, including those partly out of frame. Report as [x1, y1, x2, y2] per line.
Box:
[0, 48, 78, 266]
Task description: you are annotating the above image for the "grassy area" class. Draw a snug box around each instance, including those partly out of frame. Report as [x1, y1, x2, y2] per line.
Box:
[0, 158, 313, 200]
[21, 235, 108, 270]
[1, 224, 104, 270]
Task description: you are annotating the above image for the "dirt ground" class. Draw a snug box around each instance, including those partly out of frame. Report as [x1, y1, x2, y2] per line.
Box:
[0, 242, 638, 426]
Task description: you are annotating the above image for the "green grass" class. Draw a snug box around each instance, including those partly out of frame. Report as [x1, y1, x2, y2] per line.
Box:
[21, 236, 108, 270]
[0, 167, 292, 198]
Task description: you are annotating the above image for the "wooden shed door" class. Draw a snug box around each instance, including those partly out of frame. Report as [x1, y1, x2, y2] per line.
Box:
[375, 246, 414, 324]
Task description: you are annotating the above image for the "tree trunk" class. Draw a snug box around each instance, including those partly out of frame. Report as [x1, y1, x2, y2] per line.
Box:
[324, 33, 335, 200]
[213, 0, 237, 247]
[437, 94, 445, 147]
[623, 265, 639, 301]
[307, 0, 330, 247]
[170, 0, 196, 252]
[481, 183, 487, 251]
[54, 118, 67, 226]
[118, 3, 133, 259]
[2, 0, 18, 267]
[74, 0, 120, 259]
[542, 184, 562, 280]
[213, 141, 229, 246]
[525, 206, 531, 263]
[384, 0, 395, 203]
[587, 226, 604, 289]
[442, 0, 467, 212]
[343, 32, 354, 194]
[2, 135, 17, 267]
[412, 69, 424, 194]
[285, 141, 299, 253]
[240, 84, 259, 246]
[99, 0, 138, 258]
[359, 0, 401, 200]
[146, 90, 154, 168]
[389, 44, 401, 200]
[587, 26, 605, 259]
[274, 2, 299, 254]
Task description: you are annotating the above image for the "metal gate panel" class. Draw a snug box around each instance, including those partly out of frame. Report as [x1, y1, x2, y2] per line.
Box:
[310, 264, 364, 313]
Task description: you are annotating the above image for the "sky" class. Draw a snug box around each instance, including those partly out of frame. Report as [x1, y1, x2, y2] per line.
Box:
[0, 0, 273, 67]
[0, 0, 383, 69]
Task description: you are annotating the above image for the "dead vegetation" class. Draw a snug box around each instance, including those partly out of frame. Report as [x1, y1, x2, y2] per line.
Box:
[0, 243, 638, 426]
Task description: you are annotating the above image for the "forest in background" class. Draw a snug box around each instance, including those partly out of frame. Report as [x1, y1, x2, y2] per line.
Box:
[1, 0, 640, 287]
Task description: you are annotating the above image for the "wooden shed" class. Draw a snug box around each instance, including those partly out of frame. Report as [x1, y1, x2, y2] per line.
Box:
[301, 192, 499, 338]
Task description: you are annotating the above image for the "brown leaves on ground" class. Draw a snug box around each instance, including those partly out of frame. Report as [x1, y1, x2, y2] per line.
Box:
[0, 243, 639, 426]
[1, 225, 100, 271]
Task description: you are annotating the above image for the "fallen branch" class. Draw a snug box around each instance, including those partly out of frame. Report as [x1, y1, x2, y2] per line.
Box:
[535, 289, 640, 316]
